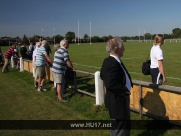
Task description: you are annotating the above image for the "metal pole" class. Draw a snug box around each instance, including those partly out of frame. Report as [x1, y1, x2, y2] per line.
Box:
[90, 22, 91, 45]
[78, 21, 79, 45]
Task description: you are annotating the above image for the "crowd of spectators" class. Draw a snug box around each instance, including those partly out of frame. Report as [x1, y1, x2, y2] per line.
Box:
[1, 39, 76, 103]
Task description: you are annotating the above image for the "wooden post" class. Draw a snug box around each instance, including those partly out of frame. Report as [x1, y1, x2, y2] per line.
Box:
[139, 85, 143, 119]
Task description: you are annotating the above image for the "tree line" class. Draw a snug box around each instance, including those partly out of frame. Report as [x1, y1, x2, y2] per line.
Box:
[1, 28, 181, 46]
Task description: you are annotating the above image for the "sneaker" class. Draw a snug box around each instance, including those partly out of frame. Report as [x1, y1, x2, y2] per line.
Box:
[40, 85, 46, 91]
[37, 88, 41, 91]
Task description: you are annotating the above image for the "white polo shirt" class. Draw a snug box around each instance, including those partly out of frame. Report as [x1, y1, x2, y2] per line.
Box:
[150, 45, 164, 68]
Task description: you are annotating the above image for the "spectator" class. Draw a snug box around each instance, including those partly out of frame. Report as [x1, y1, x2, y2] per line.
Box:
[28, 42, 34, 60]
[2, 42, 19, 73]
[33, 42, 41, 88]
[52, 39, 76, 102]
[14, 44, 20, 69]
[150, 34, 167, 84]
[52, 43, 60, 94]
[35, 40, 52, 91]
[44, 42, 52, 56]
[20, 43, 29, 59]
[100, 37, 133, 136]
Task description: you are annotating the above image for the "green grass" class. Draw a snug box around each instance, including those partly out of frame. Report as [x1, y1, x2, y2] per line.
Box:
[0, 42, 181, 135]
[1, 42, 180, 87]
[66, 42, 181, 87]
[0, 67, 181, 136]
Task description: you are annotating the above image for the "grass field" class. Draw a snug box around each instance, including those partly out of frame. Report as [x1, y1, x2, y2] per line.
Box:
[0, 42, 181, 136]
[67, 41, 181, 87]
[1, 41, 180, 88]
[0, 65, 181, 136]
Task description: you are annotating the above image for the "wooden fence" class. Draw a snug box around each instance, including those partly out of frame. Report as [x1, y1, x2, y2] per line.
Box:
[22, 59, 181, 126]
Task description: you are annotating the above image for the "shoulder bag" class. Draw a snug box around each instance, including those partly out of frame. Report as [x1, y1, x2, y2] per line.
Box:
[142, 53, 151, 75]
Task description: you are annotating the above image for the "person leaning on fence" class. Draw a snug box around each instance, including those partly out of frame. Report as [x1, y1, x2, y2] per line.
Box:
[14, 44, 20, 69]
[20, 43, 29, 59]
[150, 34, 167, 84]
[100, 37, 133, 136]
[2, 42, 20, 73]
[52, 39, 76, 102]
[33, 42, 41, 88]
[35, 40, 52, 91]
[44, 42, 52, 56]
[52, 43, 60, 94]
[28, 42, 34, 60]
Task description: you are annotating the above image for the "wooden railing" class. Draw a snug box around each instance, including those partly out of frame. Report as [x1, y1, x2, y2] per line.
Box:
[21, 59, 181, 126]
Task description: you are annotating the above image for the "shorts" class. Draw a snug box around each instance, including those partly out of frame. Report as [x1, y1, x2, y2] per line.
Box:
[36, 66, 46, 78]
[53, 72, 64, 84]
[150, 68, 163, 84]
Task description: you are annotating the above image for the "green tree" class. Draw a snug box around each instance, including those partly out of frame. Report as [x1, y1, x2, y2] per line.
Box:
[92, 36, 101, 42]
[101, 36, 109, 42]
[172, 28, 181, 36]
[55, 34, 64, 43]
[145, 33, 152, 40]
[65, 31, 75, 43]
[22, 35, 29, 45]
[84, 34, 89, 39]
[83, 34, 89, 43]
[107, 35, 113, 39]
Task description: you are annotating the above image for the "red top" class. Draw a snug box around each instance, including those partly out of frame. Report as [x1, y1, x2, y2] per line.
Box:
[4, 46, 15, 59]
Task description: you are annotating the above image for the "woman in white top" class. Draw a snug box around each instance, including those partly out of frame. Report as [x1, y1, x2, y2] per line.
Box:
[150, 34, 167, 84]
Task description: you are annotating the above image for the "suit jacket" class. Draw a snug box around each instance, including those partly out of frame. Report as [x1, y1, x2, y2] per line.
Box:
[100, 56, 133, 119]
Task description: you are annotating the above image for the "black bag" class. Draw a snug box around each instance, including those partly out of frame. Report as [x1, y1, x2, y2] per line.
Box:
[142, 60, 151, 75]
[65, 67, 75, 82]
[142, 53, 151, 75]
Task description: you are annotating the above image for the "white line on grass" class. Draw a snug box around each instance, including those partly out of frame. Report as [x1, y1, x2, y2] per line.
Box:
[122, 57, 141, 59]
[73, 63, 181, 80]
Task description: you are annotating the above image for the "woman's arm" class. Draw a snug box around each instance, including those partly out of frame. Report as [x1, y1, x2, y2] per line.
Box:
[158, 60, 167, 83]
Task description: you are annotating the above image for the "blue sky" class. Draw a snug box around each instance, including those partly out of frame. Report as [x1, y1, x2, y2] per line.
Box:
[0, 0, 181, 38]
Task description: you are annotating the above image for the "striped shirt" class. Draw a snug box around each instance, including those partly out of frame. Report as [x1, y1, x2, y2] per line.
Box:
[52, 47, 69, 74]
[35, 45, 47, 66]
[4, 46, 15, 59]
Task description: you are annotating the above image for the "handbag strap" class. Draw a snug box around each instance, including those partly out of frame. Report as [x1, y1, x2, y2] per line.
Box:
[146, 52, 150, 61]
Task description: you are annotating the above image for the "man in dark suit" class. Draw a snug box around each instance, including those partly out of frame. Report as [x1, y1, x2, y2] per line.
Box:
[100, 37, 133, 136]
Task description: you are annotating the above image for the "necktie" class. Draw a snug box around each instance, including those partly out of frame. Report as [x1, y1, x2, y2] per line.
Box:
[120, 60, 133, 87]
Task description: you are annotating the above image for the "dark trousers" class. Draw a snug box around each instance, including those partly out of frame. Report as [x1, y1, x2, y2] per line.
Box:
[150, 68, 163, 84]
[110, 96, 130, 136]
[111, 120, 130, 136]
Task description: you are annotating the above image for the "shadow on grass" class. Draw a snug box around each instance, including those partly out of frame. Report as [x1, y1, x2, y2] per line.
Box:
[74, 74, 95, 94]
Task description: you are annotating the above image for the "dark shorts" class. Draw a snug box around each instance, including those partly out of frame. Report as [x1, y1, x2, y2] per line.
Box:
[150, 68, 163, 84]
